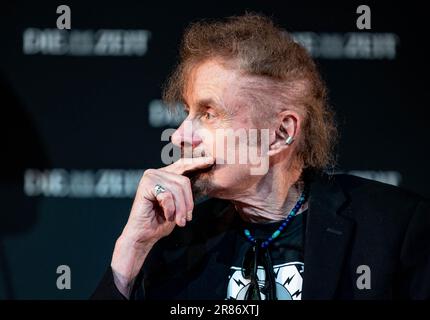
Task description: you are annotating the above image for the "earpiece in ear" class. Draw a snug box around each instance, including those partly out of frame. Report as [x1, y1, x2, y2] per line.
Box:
[285, 136, 294, 145]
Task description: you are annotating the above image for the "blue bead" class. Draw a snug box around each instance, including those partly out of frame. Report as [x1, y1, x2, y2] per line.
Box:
[272, 230, 281, 238]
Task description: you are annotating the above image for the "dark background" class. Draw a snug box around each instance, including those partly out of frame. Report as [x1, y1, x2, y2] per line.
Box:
[0, 1, 428, 299]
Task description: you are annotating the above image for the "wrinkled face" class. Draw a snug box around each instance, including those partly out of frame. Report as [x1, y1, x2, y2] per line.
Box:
[171, 59, 274, 199]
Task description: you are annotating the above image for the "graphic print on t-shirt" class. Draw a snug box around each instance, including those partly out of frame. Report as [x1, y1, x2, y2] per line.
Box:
[226, 262, 304, 300]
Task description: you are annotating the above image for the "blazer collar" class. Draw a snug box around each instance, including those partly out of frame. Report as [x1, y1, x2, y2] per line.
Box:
[302, 172, 355, 299]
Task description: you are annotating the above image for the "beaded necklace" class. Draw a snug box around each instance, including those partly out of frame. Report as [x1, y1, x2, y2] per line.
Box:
[243, 186, 309, 249]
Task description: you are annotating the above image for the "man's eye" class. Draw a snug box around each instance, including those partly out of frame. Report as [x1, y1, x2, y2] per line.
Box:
[204, 112, 215, 120]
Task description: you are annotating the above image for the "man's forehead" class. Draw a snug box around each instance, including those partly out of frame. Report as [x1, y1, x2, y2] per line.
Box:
[183, 59, 242, 107]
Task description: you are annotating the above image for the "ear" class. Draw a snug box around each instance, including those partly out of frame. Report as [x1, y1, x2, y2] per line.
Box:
[267, 111, 299, 157]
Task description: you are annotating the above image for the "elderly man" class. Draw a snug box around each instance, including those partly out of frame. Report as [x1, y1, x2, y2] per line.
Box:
[92, 14, 430, 300]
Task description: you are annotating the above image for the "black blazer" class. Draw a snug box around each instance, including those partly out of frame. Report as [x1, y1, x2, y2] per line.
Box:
[92, 173, 430, 300]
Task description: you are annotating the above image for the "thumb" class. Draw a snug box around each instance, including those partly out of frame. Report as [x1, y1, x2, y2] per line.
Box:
[161, 156, 215, 175]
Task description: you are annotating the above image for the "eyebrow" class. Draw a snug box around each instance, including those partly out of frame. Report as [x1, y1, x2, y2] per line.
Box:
[183, 98, 224, 112]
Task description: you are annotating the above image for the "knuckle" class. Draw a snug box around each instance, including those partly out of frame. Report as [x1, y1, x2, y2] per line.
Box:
[164, 194, 174, 207]
[170, 180, 182, 192]
[166, 203, 175, 213]
[164, 191, 173, 200]
[181, 176, 191, 187]
[159, 191, 171, 202]
[143, 168, 155, 177]
[162, 200, 174, 213]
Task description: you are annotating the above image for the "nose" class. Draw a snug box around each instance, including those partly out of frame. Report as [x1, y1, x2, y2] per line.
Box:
[171, 119, 202, 149]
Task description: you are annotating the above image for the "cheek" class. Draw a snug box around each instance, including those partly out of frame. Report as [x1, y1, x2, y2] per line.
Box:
[211, 161, 250, 185]
[210, 135, 242, 164]
[201, 114, 257, 162]
[195, 126, 215, 152]
[210, 131, 256, 164]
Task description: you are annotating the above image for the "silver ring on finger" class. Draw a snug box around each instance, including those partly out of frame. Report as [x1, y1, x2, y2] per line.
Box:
[154, 184, 166, 197]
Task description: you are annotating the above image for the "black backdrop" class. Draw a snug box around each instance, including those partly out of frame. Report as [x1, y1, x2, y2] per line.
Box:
[0, 1, 428, 299]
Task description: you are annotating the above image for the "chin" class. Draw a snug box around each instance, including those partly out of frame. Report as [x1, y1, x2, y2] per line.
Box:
[191, 164, 245, 200]
[190, 163, 236, 199]
[189, 165, 217, 199]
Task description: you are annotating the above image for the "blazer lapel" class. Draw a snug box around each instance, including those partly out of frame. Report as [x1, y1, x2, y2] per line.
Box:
[302, 173, 355, 299]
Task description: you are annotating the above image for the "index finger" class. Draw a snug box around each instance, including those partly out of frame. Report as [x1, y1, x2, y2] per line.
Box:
[161, 156, 215, 175]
